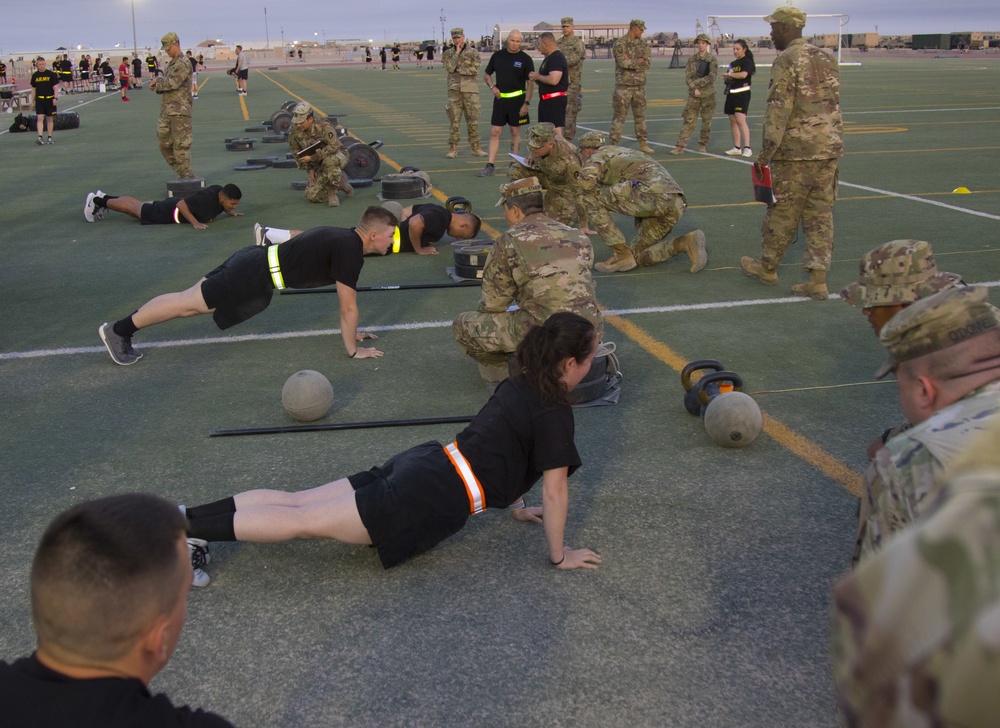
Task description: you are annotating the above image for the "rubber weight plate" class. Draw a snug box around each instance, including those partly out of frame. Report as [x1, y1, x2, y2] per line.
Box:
[262, 133, 287, 143]
[226, 140, 254, 151]
[272, 159, 298, 169]
[291, 180, 308, 190]
[454, 244, 493, 268]
[246, 156, 278, 166]
[454, 263, 486, 280]
[234, 164, 268, 171]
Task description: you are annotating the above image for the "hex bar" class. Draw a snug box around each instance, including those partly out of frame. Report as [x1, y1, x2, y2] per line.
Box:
[210, 415, 475, 438]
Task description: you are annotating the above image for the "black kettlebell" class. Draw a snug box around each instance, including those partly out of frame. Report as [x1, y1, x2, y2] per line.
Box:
[680, 360, 725, 415]
[446, 195, 472, 213]
[693, 371, 745, 416]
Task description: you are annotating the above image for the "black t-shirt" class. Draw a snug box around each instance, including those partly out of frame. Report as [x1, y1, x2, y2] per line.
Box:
[538, 50, 569, 94]
[30, 70, 59, 97]
[132, 57, 142, 74]
[189, 57, 198, 73]
[276, 226, 365, 289]
[181, 185, 227, 223]
[726, 56, 755, 92]
[456, 376, 580, 507]
[146, 55, 156, 71]
[0, 655, 234, 728]
[485, 49, 534, 93]
[397, 204, 452, 251]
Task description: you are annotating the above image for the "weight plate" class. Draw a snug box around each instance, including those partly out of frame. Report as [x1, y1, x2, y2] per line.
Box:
[272, 159, 298, 169]
[291, 179, 308, 190]
[234, 164, 268, 171]
[454, 263, 486, 280]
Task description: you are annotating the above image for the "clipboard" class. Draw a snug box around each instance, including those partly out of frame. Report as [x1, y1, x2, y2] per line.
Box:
[752, 164, 777, 205]
[295, 139, 325, 158]
[509, 153, 538, 169]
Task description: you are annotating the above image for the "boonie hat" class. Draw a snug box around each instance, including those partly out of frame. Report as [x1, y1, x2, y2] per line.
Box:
[496, 176, 544, 207]
[291, 102, 313, 123]
[764, 6, 807, 27]
[577, 131, 607, 149]
[840, 240, 963, 309]
[875, 286, 1000, 379]
[160, 32, 179, 50]
[528, 123, 556, 149]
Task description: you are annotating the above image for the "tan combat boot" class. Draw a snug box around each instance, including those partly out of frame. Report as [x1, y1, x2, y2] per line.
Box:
[470, 145, 487, 157]
[445, 146, 458, 159]
[327, 191, 340, 207]
[791, 270, 829, 300]
[595, 245, 637, 273]
[674, 230, 708, 273]
[697, 143, 707, 152]
[638, 142, 654, 154]
[339, 176, 354, 198]
[740, 256, 778, 286]
[669, 146, 684, 155]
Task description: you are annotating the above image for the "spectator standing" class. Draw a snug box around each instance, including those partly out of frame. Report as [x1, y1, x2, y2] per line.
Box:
[610, 19, 653, 154]
[480, 29, 534, 176]
[555, 17, 586, 140]
[29, 57, 59, 145]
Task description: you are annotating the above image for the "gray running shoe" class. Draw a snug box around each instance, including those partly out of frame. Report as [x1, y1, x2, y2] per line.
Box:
[98, 322, 142, 365]
[187, 538, 211, 587]
[478, 163, 495, 177]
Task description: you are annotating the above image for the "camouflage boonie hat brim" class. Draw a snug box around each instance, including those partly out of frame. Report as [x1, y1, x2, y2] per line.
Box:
[875, 286, 1000, 379]
[291, 102, 312, 123]
[840, 240, 964, 308]
[577, 131, 607, 149]
[451, 28, 464, 38]
[630, 19, 646, 31]
[496, 176, 544, 207]
[695, 33, 711, 44]
[764, 6, 807, 28]
[561, 17, 574, 26]
[527, 123, 556, 149]
[161, 32, 179, 50]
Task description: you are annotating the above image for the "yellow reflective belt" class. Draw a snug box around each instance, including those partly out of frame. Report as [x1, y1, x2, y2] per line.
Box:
[267, 244, 285, 289]
[392, 226, 401, 254]
[498, 89, 524, 98]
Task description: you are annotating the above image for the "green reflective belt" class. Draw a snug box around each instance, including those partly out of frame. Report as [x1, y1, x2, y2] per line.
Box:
[267, 244, 286, 289]
[498, 89, 525, 99]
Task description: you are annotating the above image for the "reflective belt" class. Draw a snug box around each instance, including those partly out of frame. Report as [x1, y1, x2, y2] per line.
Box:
[392, 226, 401, 254]
[728, 85, 751, 94]
[540, 91, 567, 100]
[37, 95, 53, 99]
[173, 207, 182, 224]
[444, 442, 486, 515]
[267, 244, 285, 289]
[498, 89, 525, 99]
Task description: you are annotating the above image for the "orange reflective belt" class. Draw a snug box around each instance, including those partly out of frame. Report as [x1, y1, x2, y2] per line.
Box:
[444, 442, 486, 515]
[540, 91, 567, 100]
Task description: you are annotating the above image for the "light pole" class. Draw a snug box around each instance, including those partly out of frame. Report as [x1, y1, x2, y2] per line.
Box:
[130, 0, 137, 56]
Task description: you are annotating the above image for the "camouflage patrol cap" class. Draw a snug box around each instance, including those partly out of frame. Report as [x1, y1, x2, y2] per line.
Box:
[875, 286, 1000, 379]
[291, 102, 313, 123]
[695, 33, 711, 44]
[451, 28, 464, 38]
[577, 131, 607, 149]
[764, 6, 807, 28]
[496, 176, 544, 207]
[561, 17, 574, 26]
[160, 32, 180, 50]
[840, 240, 963, 309]
[630, 19, 647, 30]
[527, 123, 556, 149]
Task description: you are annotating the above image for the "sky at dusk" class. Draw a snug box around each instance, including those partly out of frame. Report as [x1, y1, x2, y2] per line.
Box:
[3, 1, 996, 54]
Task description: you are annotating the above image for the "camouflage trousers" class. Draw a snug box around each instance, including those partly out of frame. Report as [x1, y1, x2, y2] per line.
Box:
[609, 85, 647, 145]
[304, 152, 347, 203]
[759, 159, 839, 272]
[506, 164, 589, 229]
[157, 114, 194, 179]
[584, 182, 685, 255]
[564, 82, 582, 141]
[676, 94, 716, 149]
[452, 308, 535, 374]
[447, 89, 481, 147]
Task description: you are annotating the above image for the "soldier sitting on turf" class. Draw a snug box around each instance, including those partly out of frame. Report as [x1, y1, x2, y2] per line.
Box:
[507, 123, 592, 233]
[453, 177, 604, 384]
[577, 131, 707, 274]
[252, 203, 482, 256]
[97, 206, 397, 366]
[83, 184, 243, 230]
[287, 102, 354, 207]
[854, 286, 1000, 567]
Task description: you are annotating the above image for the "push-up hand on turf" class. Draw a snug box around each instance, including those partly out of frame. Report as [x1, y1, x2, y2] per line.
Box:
[98, 206, 397, 366]
[181, 312, 603, 579]
[83, 184, 243, 231]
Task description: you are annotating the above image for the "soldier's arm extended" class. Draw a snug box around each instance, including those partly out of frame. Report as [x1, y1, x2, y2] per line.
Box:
[577, 161, 602, 193]
[477, 237, 516, 312]
[406, 214, 437, 255]
[757, 61, 795, 166]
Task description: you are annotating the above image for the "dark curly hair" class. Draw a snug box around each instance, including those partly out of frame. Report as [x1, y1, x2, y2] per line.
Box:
[515, 312, 596, 405]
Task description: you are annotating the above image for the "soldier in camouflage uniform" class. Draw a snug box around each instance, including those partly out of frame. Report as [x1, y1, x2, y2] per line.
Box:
[841, 240, 966, 461]
[452, 177, 603, 383]
[741, 6, 843, 300]
[442, 28, 487, 159]
[506, 124, 589, 230]
[833, 404, 1000, 727]
[577, 131, 707, 274]
[287, 103, 353, 207]
[854, 286, 1000, 566]
[151, 33, 194, 179]
[610, 20, 653, 155]
[556, 17, 586, 141]
[671, 34, 718, 155]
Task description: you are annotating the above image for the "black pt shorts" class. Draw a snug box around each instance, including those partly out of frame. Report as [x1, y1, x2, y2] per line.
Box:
[724, 91, 751, 116]
[351, 441, 471, 568]
[200, 246, 274, 330]
[491, 95, 529, 127]
[538, 96, 567, 128]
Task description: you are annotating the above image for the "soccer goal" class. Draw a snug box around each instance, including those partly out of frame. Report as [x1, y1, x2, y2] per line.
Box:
[705, 14, 861, 67]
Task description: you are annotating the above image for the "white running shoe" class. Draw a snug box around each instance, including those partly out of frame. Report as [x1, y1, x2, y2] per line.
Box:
[84, 192, 97, 222]
[187, 538, 211, 587]
[742, 148, 754, 158]
[724, 147, 742, 157]
[253, 222, 271, 247]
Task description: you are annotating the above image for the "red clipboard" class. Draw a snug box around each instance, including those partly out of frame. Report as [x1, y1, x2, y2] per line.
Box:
[752, 165, 777, 205]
